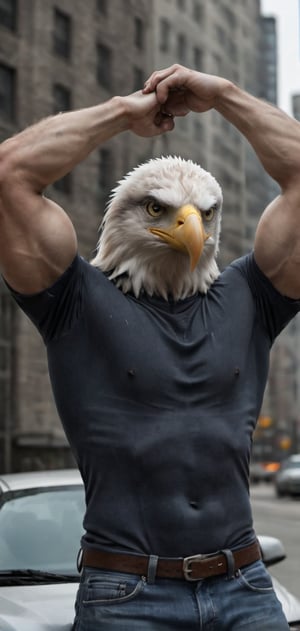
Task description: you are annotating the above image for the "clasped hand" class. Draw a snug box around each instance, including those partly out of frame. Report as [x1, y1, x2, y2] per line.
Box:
[126, 64, 229, 138]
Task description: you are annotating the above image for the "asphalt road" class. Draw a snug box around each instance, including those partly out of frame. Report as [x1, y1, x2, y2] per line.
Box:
[250, 482, 300, 598]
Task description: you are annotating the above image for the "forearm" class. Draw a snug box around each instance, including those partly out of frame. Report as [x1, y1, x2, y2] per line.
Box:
[0, 96, 129, 191]
[215, 82, 300, 190]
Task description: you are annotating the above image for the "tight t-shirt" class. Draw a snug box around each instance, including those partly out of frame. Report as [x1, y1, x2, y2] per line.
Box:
[7, 253, 300, 557]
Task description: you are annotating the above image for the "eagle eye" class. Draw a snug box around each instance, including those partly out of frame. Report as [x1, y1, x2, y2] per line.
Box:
[203, 204, 217, 222]
[146, 200, 165, 218]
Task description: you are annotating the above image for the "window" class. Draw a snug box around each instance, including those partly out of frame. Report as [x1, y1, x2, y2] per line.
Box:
[177, 0, 185, 10]
[228, 40, 237, 62]
[194, 120, 204, 142]
[222, 6, 236, 29]
[53, 83, 72, 114]
[0, 0, 17, 30]
[0, 293, 13, 340]
[0, 63, 16, 121]
[267, 88, 276, 105]
[216, 25, 226, 45]
[177, 117, 187, 133]
[213, 53, 222, 75]
[159, 18, 171, 53]
[52, 84, 73, 194]
[133, 67, 144, 92]
[193, 47, 202, 71]
[96, 43, 112, 90]
[177, 34, 187, 63]
[53, 173, 72, 195]
[98, 148, 113, 198]
[193, 1, 202, 23]
[134, 17, 144, 50]
[53, 8, 72, 59]
[97, 0, 108, 15]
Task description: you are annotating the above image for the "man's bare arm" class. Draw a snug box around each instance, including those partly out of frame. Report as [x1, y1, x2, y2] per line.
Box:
[0, 91, 174, 294]
[144, 65, 300, 298]
[215, 82, 300, 298]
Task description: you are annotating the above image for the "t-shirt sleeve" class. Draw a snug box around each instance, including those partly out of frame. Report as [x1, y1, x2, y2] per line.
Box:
[3, 254, 84, 345]
[231, 252, 300, 343]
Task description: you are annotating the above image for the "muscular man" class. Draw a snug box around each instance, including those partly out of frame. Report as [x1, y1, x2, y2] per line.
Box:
[1, 65, 299, 630]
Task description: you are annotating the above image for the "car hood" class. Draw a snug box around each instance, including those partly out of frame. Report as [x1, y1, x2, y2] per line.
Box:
[0, 583, 78, 631]
[272, 576, 300, 623]
[280, 469, 300, 479]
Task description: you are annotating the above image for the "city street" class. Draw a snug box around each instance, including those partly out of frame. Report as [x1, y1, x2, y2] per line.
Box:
[250, 482, 300, 598]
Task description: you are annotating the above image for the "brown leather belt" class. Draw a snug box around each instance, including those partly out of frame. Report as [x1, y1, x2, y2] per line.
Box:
[81, 540, 261, 582]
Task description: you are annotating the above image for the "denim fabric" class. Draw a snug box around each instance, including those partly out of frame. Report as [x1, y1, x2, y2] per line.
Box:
[72, 560, 289, 630]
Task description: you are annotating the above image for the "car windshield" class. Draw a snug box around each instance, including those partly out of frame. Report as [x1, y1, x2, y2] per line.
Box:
[0, 486, 85, 575]
[282, 461, 300, 470]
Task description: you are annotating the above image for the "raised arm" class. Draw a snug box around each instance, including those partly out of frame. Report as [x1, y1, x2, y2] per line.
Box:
[144, 64, 300, 298]
[0, 91, 174, 294]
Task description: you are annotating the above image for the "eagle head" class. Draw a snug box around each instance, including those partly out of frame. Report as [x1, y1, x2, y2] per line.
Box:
[91, 156, 223, 300]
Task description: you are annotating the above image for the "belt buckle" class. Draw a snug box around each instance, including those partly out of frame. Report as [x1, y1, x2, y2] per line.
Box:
[183, 552, 216, 581]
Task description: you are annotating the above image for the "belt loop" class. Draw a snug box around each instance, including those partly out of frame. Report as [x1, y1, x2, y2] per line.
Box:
[221, 549, 235, 578]
[147, 555, 159, 584]
[77, 548, 83, 573]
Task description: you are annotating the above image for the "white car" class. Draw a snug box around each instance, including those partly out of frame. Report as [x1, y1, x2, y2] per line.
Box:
[275, 454, 300, 497]
[0, 469, 83, 631]
[0, 469, 299, 630]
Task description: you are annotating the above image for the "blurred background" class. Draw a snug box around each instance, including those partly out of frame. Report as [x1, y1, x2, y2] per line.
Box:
[1, 0, 300, 474]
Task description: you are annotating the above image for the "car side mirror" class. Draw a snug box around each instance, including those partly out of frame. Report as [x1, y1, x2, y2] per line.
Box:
[258, 535, 286, 567]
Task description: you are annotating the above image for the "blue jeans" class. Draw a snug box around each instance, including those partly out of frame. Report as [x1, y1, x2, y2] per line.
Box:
[72, 560, 289, 630]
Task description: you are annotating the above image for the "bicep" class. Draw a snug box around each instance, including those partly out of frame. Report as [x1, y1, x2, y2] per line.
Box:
[254, 192, 300, 299]
[0, 193, 78, 293]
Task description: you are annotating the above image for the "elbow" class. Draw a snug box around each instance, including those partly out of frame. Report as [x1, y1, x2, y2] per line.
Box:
[0, 138, 18, 190]
[0, 137, 30, 203]
[0, 140, 10, 186]
[0, 144, 12, 219]
[0, 148, 11, 209]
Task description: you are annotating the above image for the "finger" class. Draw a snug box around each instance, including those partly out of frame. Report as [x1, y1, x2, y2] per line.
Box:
[154, 110, 173, 124]
[167, 104, 189, 117]
[143, 65, 181, 95]
[154, 73, 189, 105]
[154, 111, 175, 131]
[163, 92, 190, 116]
[160, 117, 175, 132]
[143, 66, 174, 88]
[145, 73, 189, 108]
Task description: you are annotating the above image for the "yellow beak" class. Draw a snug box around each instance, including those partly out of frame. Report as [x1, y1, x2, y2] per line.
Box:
[148, 204, 210, 271]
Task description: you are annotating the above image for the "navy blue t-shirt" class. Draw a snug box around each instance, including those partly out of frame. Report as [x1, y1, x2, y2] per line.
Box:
[7, 253, 300, 557]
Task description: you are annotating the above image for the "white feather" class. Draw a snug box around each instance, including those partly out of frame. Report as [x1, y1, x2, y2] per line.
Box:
[91, 156, 223, 300]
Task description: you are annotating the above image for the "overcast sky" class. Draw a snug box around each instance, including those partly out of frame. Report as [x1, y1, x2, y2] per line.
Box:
[261, 0, 300, 114]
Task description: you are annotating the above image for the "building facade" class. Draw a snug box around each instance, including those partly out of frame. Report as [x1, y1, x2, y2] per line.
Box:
[0, 0, 295, 471]
[293, 94, 300, 121]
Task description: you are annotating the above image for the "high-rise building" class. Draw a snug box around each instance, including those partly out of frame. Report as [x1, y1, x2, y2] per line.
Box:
[0, 0, 292, 471]
[260, 16, 277, 105]
[293, 93, 300, 121]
